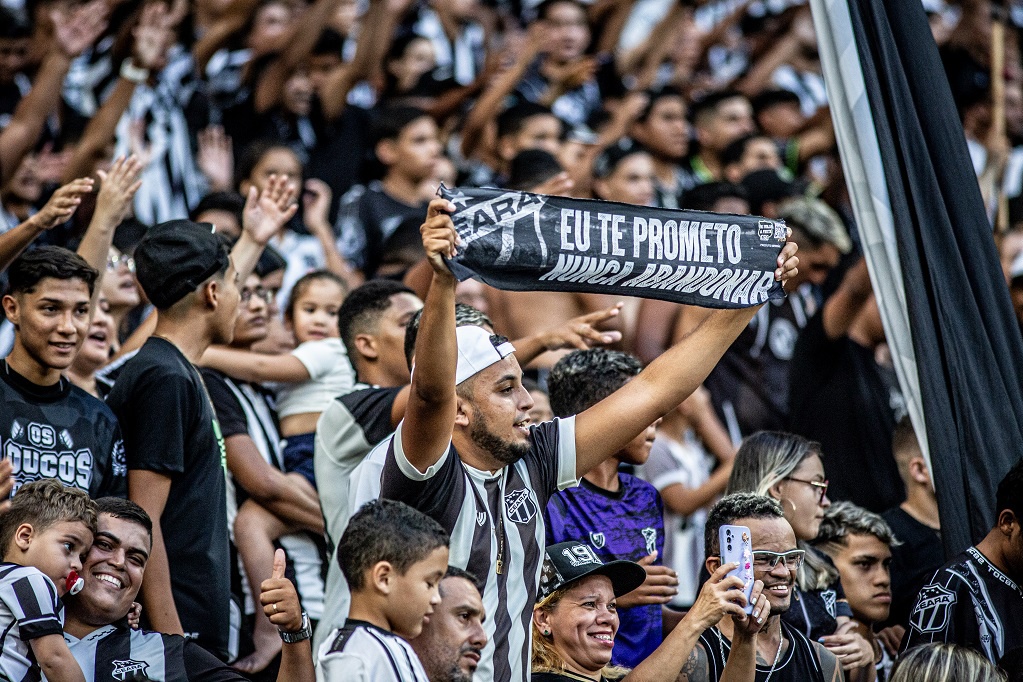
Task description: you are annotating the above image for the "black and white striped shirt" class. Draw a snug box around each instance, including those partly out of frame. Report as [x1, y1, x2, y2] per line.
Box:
[380, 417, 578, 682]
[317, 619, 429, 682]
[0, 564, 64, 682]
[65, 623, 245, 681]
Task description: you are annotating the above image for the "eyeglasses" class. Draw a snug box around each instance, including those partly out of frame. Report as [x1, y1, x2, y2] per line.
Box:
[106, 253, 135, 273]
[785, 477, 829, 504]
[240, 287, 274, 304]
[752, 549, 805, 571]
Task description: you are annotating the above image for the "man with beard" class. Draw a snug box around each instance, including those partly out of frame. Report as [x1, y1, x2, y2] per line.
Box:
[410, 567, 488, 682]
[686, 493, 843, 681]
[377, 199, 799, 682]
[62, 497, 315, 681]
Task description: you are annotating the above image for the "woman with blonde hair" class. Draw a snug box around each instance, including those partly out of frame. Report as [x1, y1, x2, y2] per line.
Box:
[727, 431, 876, 680]
[532, 540, 770, 681]
[889, 643, 1006, 682]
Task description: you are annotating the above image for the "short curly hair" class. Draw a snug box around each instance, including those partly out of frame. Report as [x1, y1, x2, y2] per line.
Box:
[547, 349, 641, 418]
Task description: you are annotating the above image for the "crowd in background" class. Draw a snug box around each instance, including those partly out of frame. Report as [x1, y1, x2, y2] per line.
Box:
[0, 0, 1022, 678]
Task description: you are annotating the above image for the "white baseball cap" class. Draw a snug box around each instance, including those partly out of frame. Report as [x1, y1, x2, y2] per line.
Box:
[455, 326, 516, 385]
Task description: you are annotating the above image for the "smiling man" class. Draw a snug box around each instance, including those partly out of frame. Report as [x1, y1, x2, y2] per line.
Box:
[685, 493, 844, 681]
[410, 567, 488, 682]
[63, 497, 315, 682]
[0, 246, 125, 498]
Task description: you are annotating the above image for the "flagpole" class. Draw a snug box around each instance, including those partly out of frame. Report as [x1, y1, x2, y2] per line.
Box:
[991, 2, 1009, 233]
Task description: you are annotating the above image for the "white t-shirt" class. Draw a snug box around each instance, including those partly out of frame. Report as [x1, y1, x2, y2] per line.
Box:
[275, 338, 356, 419]
[640, 431, 714, 608]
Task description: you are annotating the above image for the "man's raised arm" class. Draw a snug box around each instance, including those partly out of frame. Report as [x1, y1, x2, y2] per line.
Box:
[574, 240, 800, 478]
[400, 198, 460, 473]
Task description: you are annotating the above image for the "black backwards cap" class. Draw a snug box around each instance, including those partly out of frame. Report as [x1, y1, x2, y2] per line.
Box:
[538, 540, 646, 602]
[134, 220, 231, 309]
[592, 138, 647, 179]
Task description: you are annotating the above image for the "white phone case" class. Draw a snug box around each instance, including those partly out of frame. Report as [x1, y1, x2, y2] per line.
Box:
[718, 524, 754, 614]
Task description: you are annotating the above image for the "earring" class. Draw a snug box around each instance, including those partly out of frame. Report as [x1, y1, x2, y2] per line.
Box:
[543, 629, 550, 636]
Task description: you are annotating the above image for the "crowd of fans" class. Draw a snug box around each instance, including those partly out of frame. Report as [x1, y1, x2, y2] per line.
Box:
[0, 0, 1022, 679]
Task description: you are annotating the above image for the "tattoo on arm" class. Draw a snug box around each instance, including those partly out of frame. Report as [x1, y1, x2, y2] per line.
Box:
[677, 643, 711, 682]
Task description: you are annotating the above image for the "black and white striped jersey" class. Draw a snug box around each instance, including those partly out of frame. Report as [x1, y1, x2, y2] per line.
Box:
[317, 619, 429, 682]
[380, 417, 578, 682]
[65, 623, 246, 681]
[0, 563, 64, 682]
[903, 546, 1023, 665]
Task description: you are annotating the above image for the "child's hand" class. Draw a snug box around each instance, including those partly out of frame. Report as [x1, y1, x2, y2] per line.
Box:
[127, 601, 142, 629]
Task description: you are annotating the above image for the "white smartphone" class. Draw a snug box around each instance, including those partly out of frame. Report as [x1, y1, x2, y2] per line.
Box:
[718, 524, 754, 614]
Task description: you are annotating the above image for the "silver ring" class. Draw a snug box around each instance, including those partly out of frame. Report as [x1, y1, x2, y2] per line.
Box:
[272, 603, 278, 614]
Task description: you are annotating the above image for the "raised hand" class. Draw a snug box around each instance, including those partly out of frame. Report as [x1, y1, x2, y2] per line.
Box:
[616, 551, 680, 608]
[776, 229, 799, 290]
[29, 178, 95, 231]
[302, 178, 334, 236]
[732, 579, 770, 636]
[242, 174, 299, 245]
[541, 303, 623, 351]
[420, 198, 459, 276]
[685, 561, 756, 631]
[196, 126, 234, 193]
[259, 549, 302, 632]
[93, 156, 144, 229]
[52, 0, 109, 58]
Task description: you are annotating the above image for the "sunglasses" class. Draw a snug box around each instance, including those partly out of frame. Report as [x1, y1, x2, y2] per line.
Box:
[752, 549, 805, 571]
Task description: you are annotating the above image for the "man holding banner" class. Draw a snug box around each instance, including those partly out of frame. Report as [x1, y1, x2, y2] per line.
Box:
[378, 190, 798, 682]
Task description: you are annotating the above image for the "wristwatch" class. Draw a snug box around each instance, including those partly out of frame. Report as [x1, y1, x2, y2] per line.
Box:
[279, 611, 312, 643]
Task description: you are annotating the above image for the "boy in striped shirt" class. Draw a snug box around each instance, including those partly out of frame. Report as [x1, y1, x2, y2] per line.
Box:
[0, 479, 96, 682]
[317, 499, 449, 681]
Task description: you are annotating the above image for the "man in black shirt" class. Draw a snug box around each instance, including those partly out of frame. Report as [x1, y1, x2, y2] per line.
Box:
[903, 459, 1023, 666]
[1, 246, 125, 498]
[63, 497, 314, 682]
[881, 418, 943, 635]
[107, 179, 294, 660]
[788, 257, 906, 512]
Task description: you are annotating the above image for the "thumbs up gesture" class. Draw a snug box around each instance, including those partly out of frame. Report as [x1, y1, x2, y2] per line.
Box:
[259, 549, 302, 632]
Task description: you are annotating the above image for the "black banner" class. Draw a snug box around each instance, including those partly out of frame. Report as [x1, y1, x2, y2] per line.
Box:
[439, 185, 788, 309]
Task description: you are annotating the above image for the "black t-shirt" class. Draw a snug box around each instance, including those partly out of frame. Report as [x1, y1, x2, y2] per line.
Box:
[106, 338, 231, 660]
[335, 181, 429, 277]
[700, 619, 827, 681]
[705, 290, 816, 437]
[881, 507, 944, 629]
[0, 360, 126, 498]
[788, 311, 905, 512]
[903, 546, 1023, 665]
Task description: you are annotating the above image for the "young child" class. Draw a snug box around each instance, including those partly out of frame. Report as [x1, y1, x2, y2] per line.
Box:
[544, 348, 673, 670]
[203, 269, 354, 487]
[317, 499, 449, 681]
[0, 480, 97, 682]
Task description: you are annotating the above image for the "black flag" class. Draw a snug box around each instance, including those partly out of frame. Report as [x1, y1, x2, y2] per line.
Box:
[439, 185, 786, 310]
[812, 0, 1023, 554]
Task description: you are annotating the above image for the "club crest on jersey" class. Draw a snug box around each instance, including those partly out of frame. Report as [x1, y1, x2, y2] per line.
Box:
[476, 511, 487, 527]
[910, 584, 956, 633]
[111, 659, 149, 680]
[504, 488, 537, 524]
[641, 527, 657, 556]
[589, 532, 606, 548]
[821, 589, 837, 618]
